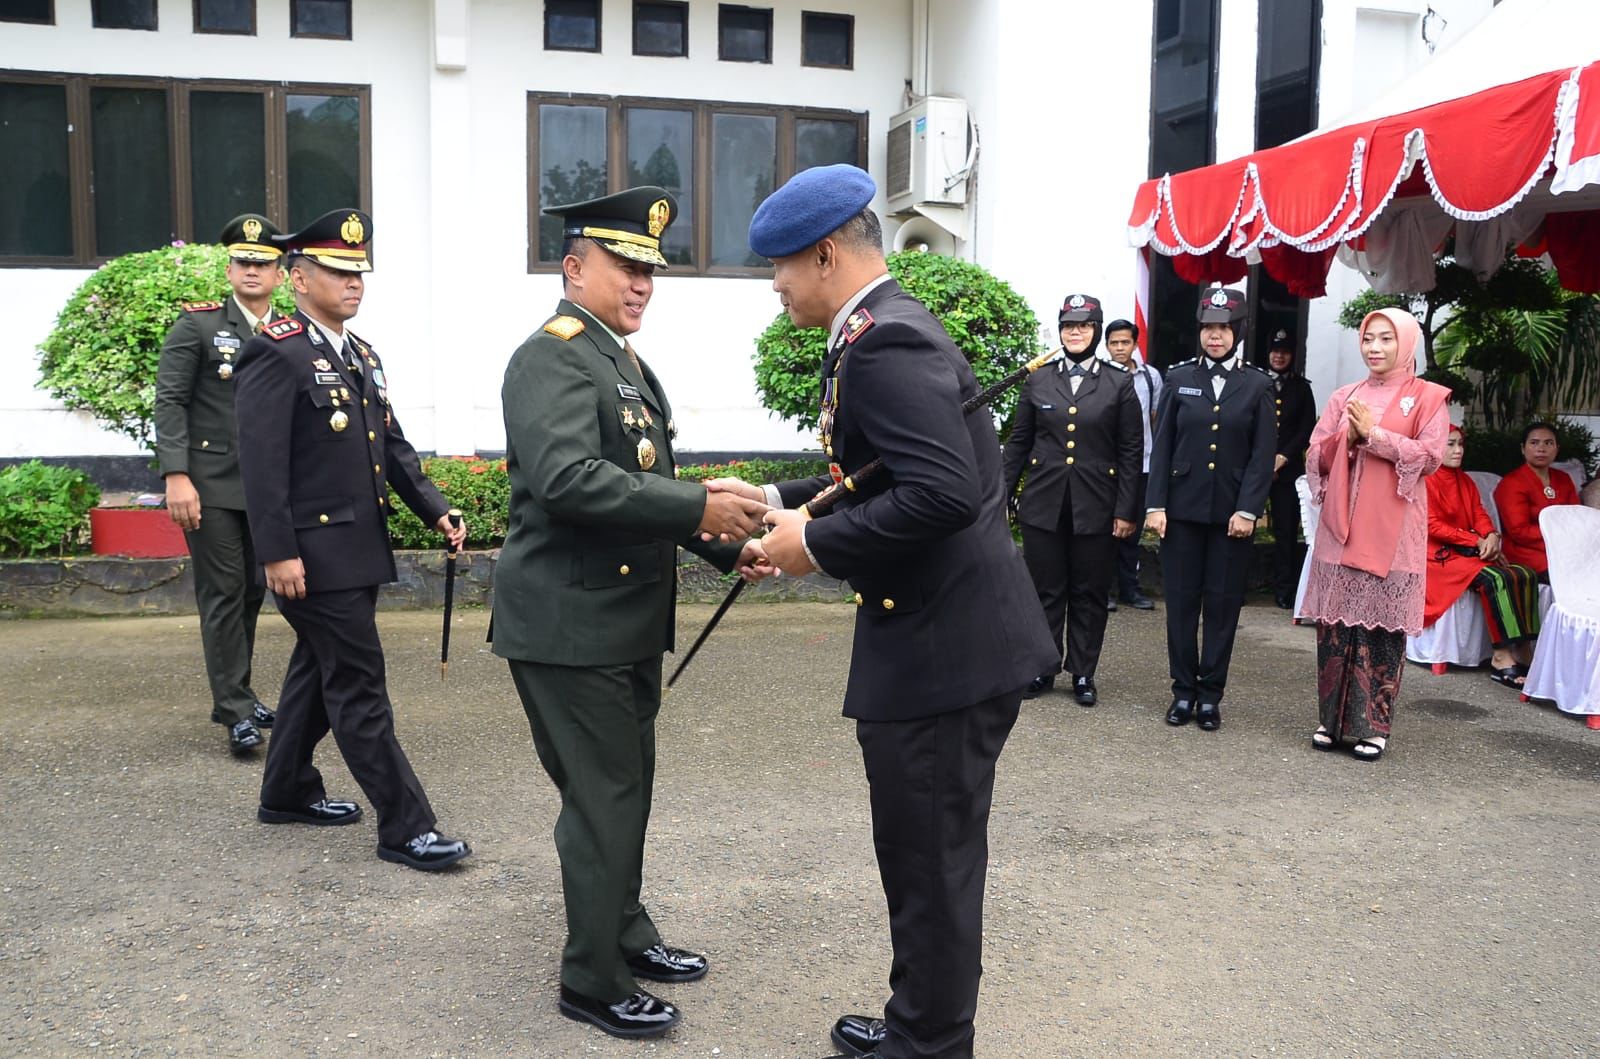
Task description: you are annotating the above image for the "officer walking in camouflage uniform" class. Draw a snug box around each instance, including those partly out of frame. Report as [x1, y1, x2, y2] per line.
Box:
[154, 214, 283, 755]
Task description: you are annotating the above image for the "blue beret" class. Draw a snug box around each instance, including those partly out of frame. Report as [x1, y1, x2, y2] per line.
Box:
[748, 164, 877, 259]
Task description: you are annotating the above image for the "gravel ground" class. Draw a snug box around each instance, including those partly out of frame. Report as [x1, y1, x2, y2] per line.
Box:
[1, 601, 1596, 1058]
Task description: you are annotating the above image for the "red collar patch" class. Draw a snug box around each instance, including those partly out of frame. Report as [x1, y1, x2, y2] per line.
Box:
[842, 308, 875, 345]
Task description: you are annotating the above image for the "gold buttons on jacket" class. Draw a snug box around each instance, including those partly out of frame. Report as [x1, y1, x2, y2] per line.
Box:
[374, 464, 382, 474]
[1213, 404, 1221, 412]
[1030, 457, 1038, 465]
[368, 431, 376, 441]
[363, 398, 369, 407]
[619, 565, 630, 575]
[882, 598, 895, 610]
[1068, 406, 1078, 414]
[1066, 457, 1076, 465]
[1211, 423, 1220, 431]
[200, 439, 210, 448]
[1210, 443, 1217, 451]
[377, 496, 385, 506]
[1108, 468, 1116, 476]
[854, 592, 864, 606]
[1208, 462, 1216, 470]
[1067, 441, 1076, 450]
[318, 514, 329, 524]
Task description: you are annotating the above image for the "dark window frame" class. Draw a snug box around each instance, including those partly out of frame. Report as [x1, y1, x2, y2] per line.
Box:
[289, 0, 352, 41]
[193, 0, 257, 35]
[91, 0, 157, 30]
[0, 0, 54, 25]
[800, 10, 854, 70]
[545, 0, 601, 53]
[717, 4, 773, 64]
[527, 91, 867, 277]
[632, 0, 688, 58]
[0, 68, 371, 268]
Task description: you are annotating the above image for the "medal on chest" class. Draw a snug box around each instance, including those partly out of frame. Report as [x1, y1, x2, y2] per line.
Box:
[637, 436, 657, 471]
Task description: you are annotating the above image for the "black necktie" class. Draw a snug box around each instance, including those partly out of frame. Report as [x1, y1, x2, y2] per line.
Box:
[1068, 363, 1088, 377]
[1209, 360, 1228, 376]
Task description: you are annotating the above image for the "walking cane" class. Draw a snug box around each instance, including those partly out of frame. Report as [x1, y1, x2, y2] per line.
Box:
[667, 345, 1063, 689]
[440, 508, 463, 681]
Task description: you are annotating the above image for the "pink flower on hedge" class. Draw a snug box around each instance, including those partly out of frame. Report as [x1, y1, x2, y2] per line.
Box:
[470, 465, 488, 475]
[171, 240, 186, 247]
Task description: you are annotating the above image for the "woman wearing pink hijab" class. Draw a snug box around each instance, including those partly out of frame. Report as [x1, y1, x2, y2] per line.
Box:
[1301, 309, 1451, 761]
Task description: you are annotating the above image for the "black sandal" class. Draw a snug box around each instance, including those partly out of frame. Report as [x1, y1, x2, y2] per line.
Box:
[1489, 666, 1526, 689]
[1351, 739, 1385, 762]
[1311, 728, 1335, 751]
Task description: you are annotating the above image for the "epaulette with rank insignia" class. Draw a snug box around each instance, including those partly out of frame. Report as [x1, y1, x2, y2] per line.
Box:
[182, 301, 223, 313]
[1172, 357, 1198, 369]
[543, 315, 586, 340]
[263, 318, 304, 341]
[1247, 362, 1272, 375]
[842, 308, 875, 344]
[1103, 359, 1129, 373]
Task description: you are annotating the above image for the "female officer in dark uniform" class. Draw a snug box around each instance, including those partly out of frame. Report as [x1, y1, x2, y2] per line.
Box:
[1003, 294, 1144, 705]
[1145, 288, 1277, 732]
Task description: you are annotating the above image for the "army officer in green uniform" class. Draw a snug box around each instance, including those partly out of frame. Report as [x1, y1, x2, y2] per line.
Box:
[492, 187, 769, 1040]
[154, 214, 284, 755]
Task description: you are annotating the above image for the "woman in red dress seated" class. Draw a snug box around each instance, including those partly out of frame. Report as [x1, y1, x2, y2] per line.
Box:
[1493, 421, 1580, 578]
[1425, 427, 1541, 688]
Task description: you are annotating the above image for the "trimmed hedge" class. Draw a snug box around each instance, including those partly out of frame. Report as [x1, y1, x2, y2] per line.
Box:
[0, 461, 101, 558]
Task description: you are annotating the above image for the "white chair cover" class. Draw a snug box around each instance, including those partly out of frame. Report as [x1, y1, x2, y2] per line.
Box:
[1523, 506, 1600, 715]
[1406, 591, 1492, 667]
[1293, 475, 1319, 621]
[1552, 459, 1586, 490]
[1466, 471, 1502, 530]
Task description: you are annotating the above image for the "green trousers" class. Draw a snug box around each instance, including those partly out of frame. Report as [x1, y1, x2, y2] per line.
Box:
[508, 656, 665, 1000]
[186, 505, 265, 725]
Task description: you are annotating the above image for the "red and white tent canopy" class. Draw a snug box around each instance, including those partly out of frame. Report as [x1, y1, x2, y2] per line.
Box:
[1128, 57, 1600, 298]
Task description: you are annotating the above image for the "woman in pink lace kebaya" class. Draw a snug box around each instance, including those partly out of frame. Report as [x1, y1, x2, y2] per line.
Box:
[1301, 308, 1451, 761]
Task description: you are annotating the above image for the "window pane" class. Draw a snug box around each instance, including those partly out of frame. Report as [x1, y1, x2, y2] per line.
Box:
[197, 0, 254, 33]
[710, 112, 773, 267]
[718, 5, 771, 62]
[91, 87, 172, 257]
[91, 0, 156, 28]
[190, 91, 266, 243]
[0, 82, 72, 256]
[546, 0, 599, 50]
[0, 0, 54, 24]
[796, 118, 858, 171]
[536, 103, 607, 262]
[802, 12, 851, 68]
[627, 108, 692, 266]
[634, 1, 686, 56]
[286, 93, 360, 229]
[292, 0, 349, 38]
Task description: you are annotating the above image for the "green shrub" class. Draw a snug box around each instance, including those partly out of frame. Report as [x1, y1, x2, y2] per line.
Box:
[387, 456, 512, 551]
[752, 251, 1042, 437]
[0, 462, 101, 558]
[675, 457, 830, 486]
[1461, 418, 1598, 478]
[36, 243, 296, 452]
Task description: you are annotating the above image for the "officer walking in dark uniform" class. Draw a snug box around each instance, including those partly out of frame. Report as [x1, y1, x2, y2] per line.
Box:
[1264, 330, 1316, 608]
[1145, 288, 1276, 732]
[725, 164, 1058, 1059]
[234, 209, 471, 871]
[1002, 293, 1143, 706]
[154, 214, 284, 755]
[492, 187, 766, 1040]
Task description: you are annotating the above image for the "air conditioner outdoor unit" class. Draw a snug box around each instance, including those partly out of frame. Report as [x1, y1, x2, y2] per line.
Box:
[886, 96, 971, 216]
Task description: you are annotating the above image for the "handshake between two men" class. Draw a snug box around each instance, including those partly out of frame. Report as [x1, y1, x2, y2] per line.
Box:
[694, 476, 817, 582]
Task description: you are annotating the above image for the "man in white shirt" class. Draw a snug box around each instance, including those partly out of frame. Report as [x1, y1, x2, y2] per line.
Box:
[1104, 319, 1161, 609]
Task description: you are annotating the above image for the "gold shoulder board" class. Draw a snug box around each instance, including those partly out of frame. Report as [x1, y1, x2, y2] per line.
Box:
[543, 315, 586, 340]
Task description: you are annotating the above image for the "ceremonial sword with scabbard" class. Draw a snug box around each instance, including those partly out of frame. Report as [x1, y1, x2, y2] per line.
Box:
[667, 343, 1065, 689]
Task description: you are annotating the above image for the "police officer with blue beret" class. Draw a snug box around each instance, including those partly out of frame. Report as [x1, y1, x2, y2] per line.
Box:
[1145, 287, 1277, 732]
[234, 209, 472, 872]
[717, 164, 1058, 1059]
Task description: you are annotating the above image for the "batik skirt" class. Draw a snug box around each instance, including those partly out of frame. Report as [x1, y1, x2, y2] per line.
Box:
[1316, 622, 1405, 741]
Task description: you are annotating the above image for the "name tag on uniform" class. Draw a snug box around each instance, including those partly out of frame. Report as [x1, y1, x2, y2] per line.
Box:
[1178, 386, 1204, 397]
[1040, 404, 1054, 410]
[617, 383, 643, 400]
[314, 372, 342, 384]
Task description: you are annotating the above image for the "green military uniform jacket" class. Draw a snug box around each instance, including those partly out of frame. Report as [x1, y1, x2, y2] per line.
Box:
[154, 297, 274, 511]
[492, 300, 738, 666]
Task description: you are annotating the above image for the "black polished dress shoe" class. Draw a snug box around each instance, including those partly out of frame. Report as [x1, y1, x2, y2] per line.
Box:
[251, 702, 276, 728]
[1106, 595, 1118, 612]
[558, 984, 679, 1039]
[1073, 675, 1098, 707]
[258, 798, 363, 826]
[1122, 591, 1156, 610]
[228, 719, 263, 754]
[377, 830, 471, 871]
[1165, 698, 1194, 726]
[627, 943, 708, 982]
[1197, 702, 1222, 731]
[831, 1013, 885, 1056]
[1022, 674, 1055, 699]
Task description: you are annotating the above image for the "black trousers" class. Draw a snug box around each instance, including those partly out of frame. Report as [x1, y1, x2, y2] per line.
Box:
[507, 657, 664, 1002]
[1116, 472, 1150, 599]
[1266, 473, 1303, 600]
[1159, 518, 1254, 705]
[185, 506, 265, 725]
[857, 690, 1021, 1059]
[261, 586, 436, 848]
[1020, 490, 1116, 678]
